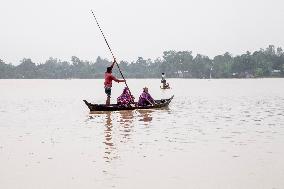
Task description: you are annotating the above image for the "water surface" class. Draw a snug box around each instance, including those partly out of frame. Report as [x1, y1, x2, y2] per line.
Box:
[0, 79, 284, 189]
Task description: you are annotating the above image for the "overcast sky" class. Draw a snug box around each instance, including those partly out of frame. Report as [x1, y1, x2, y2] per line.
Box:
[1, 0, 284, 64]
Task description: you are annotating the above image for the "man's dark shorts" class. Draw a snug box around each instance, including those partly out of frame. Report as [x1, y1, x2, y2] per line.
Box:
[105, 87, 111, 97]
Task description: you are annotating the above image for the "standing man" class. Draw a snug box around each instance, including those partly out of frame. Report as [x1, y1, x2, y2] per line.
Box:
[161, 73, 166, 83]
[161, 72, 170, 89]
[104, 59, 126, 105]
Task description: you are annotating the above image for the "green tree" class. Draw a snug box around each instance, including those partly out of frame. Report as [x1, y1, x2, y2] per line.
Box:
[16, 58, 37, 78]
[0, 59, 15, 78]
[213, 52, 233, 78]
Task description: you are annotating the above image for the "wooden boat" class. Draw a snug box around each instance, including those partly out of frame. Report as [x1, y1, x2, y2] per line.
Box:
[160, 82, 170, 89]
[83, 95, 174, 111]
[160, 86, 171, 89]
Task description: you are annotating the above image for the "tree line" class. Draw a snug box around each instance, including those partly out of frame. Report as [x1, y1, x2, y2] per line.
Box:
[0, 45, 283, 79]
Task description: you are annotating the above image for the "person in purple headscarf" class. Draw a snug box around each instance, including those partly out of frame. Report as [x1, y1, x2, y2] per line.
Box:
[138, 87, 155, 106]
[117, 87, 134, 106]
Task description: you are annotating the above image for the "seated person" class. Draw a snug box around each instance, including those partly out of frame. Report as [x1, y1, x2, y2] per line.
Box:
[117, 87, 134, 106]
[138, 87, 155, 106]
[163, 82, 170, 88]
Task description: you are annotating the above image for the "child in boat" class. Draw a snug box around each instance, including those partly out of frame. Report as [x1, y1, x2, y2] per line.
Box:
[104, 58, 126, 105]
[138, 87, 155, 106]
[117, 87, 134, 106]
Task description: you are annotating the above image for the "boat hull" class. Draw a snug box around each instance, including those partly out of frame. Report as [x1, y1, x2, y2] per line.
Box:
[83, 95, 174, 112]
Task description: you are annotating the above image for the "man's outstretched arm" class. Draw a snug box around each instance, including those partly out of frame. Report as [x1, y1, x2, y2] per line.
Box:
[111, 75, 125, 83]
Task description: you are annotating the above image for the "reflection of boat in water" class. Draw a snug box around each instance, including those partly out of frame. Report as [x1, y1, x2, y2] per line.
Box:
[83, 95, 174, 112]
[102, 112, 117, 163]
[89, 111, 135, 163]
[137, 109, 153, 123]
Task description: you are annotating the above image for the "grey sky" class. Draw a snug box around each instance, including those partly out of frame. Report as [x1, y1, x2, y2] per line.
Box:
[1, 0, 284, 64]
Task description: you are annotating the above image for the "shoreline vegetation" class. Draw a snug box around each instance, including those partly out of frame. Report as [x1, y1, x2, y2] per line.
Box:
[1, 45, 283, 79]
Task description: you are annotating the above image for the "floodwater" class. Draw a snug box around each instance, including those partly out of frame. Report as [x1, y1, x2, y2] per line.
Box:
[0, 79, 284, 189]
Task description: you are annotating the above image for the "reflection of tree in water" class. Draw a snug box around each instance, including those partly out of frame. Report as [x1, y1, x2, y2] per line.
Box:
[137, 109, 154, 124]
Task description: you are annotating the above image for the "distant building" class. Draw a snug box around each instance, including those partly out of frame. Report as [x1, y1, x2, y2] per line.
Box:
[272, 69, 281, 73]
[271, 69, 281, 76]
[174, 70, 184, 78]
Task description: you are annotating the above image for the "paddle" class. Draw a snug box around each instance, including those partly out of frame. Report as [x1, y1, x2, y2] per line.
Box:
[90, 10, 134, 102]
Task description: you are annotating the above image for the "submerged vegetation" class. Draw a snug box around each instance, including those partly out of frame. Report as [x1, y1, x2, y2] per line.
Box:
[0, 45, 284, 79]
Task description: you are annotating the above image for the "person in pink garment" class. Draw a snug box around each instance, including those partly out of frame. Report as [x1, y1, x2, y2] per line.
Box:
[117, 87, 135, 107]
[138, 87, 156, 106]
[104, 59, 126, 105]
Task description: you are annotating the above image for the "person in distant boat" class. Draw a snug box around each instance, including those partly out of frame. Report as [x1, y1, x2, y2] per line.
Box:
[117, 87, 134, 106]
[161, 73, 170, 88]
[161, 73, 166, 82]
[138, 87, 155, 106]
[104, 59, 126, 105]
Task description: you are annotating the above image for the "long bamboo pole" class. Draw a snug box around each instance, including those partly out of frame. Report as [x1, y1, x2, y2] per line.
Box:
[91, 10, 134, 101]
